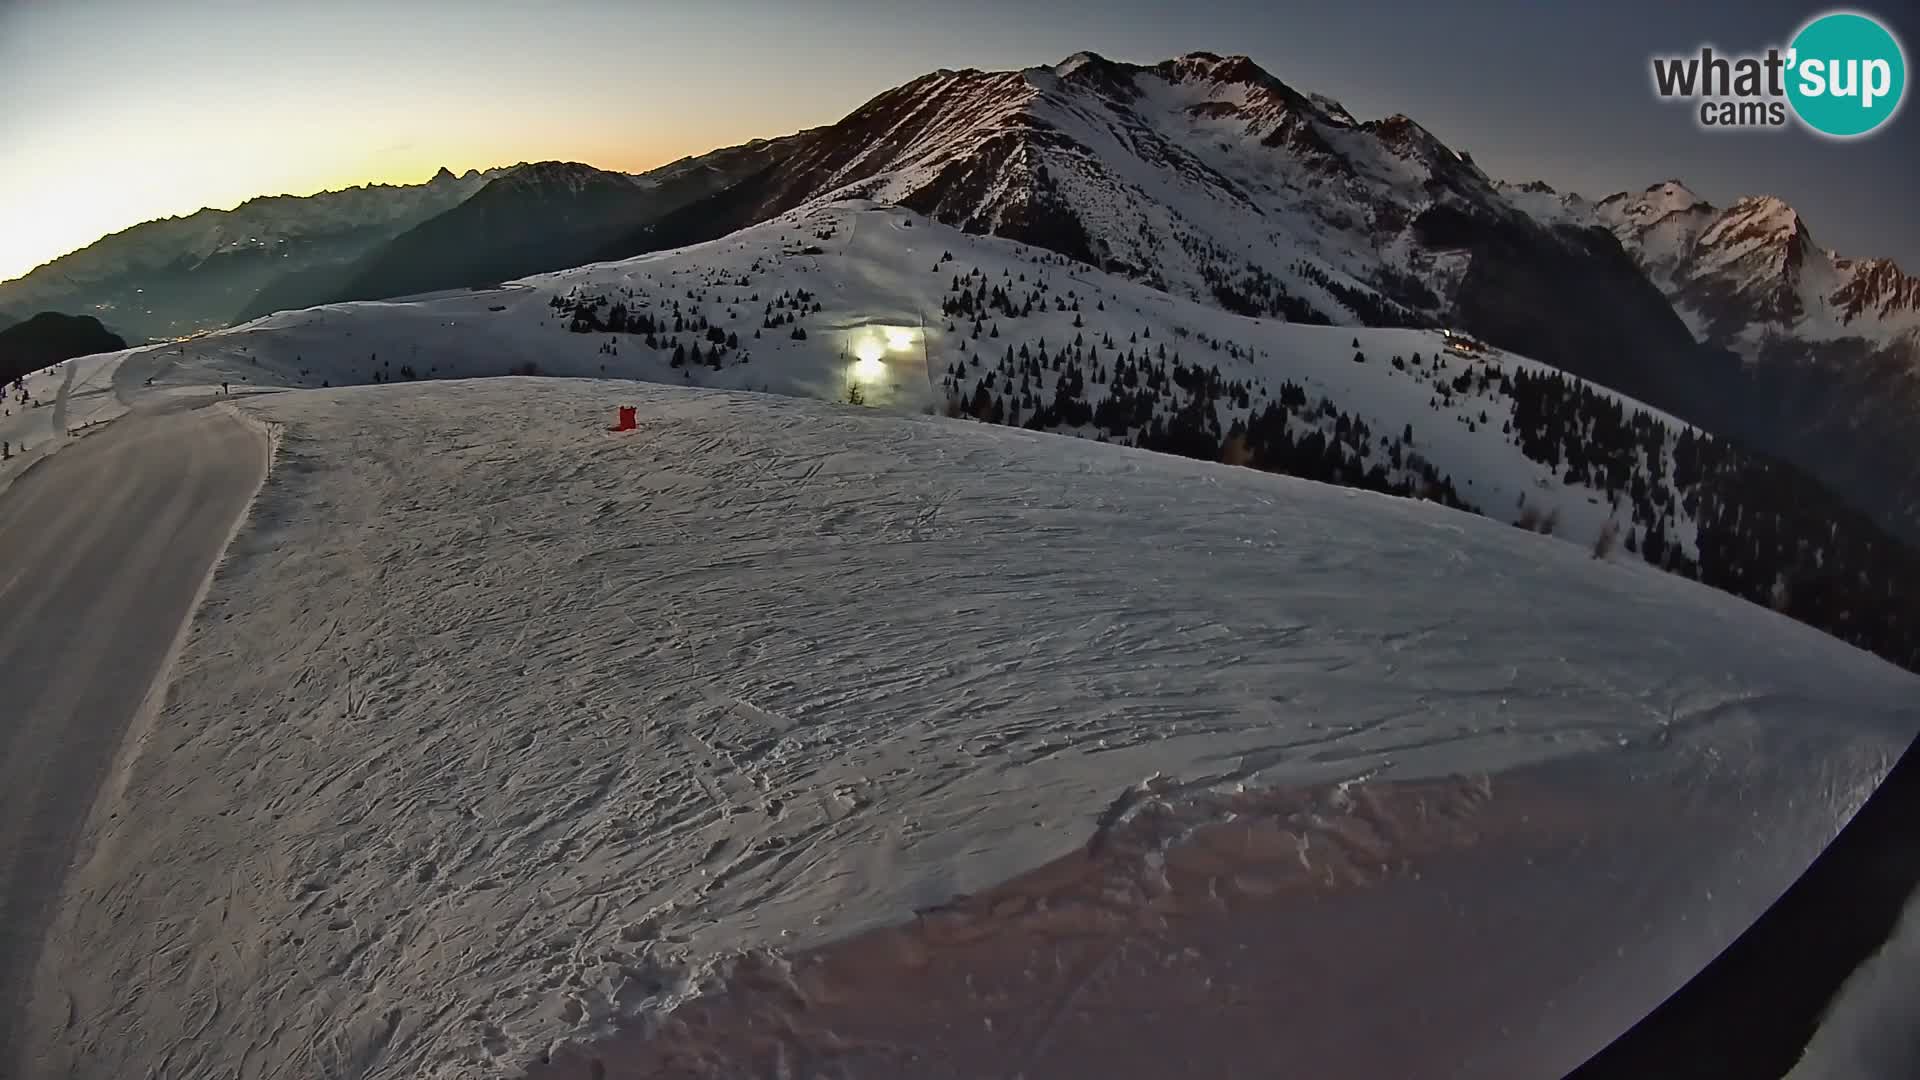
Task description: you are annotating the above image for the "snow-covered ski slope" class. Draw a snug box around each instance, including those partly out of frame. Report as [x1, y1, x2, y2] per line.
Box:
[140, 201, 1708, 565]
[0, 348, 131, 496]
[29, 375, 1920, 1080]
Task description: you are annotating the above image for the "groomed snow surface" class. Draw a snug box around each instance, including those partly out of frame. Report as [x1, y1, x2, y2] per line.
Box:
[23, 376, 1919, 1080]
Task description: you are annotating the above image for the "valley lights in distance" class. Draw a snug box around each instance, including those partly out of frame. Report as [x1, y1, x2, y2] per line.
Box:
[1650, 9, 1908, 137]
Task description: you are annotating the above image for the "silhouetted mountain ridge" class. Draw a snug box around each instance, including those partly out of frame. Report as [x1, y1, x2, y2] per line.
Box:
[0, 169, 503, 341]
[0, 312, 127, 384]
[231, 144, 803, 319]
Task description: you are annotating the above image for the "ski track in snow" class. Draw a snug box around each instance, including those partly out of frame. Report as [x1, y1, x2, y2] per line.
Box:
[0, 349, 131, 497]
[24, 376, 1919, 1080]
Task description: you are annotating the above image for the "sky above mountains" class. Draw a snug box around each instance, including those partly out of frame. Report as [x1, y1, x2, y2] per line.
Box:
[1, 0, 1912, 284]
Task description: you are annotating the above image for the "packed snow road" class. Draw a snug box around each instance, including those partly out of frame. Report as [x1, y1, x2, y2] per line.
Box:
[0, 401, 267, 1077]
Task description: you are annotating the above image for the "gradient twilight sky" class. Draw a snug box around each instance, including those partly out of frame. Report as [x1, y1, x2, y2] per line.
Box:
[1, 0, 1913, 284]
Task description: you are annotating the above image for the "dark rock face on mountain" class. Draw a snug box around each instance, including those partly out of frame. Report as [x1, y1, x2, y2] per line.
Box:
[0, 312, 127, 383]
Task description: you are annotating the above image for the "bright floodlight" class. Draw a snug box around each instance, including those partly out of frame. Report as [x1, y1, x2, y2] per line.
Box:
[855, 338, 885, 363]
[884, 327, 915, 351]
[854, 356, 887, 380]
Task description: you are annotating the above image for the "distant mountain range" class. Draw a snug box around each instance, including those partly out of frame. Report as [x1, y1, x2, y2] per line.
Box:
[3, 50, 1915, 541]
[0, 146, 807, 345]
[0, 168, 504, 341]
[234, 143, 797, 321]
[1502, 179, 1920, 357]
[1500, 178, 1920, 547]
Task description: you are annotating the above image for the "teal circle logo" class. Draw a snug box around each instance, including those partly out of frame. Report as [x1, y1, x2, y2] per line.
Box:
[1787, 11, 1907, 137]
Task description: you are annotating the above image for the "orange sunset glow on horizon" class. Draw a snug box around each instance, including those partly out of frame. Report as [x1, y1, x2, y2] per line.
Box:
[0, 0, 942, 285]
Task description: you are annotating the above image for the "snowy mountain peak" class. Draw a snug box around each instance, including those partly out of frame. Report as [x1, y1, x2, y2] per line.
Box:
[1162, 51, 1276, 85]
[1596, 182, 1713, 228]
[1646, 178, 1703, 206]
[430, 166, 457, 183]
[1831, 256, 1920, 323]
[1690, 195, 1813, 311]
[1720, 194, 1804, 238]
[638, 48, 1680, 359]
[1051, 50, 1108, 77]
[1514, 180, 1920, 359]
[1152, 51, 1322, 119]
[1034, 50, 1325, 125]
[1025, 50, 1146, 99]
[1366, 114, 1456, 163]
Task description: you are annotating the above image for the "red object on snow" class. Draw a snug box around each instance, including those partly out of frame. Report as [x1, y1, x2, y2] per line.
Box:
[610, 405, 637, 432]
